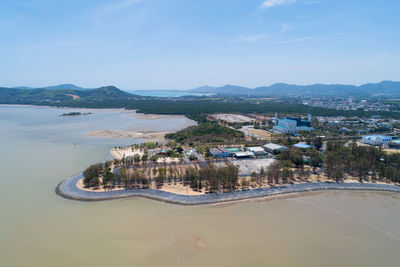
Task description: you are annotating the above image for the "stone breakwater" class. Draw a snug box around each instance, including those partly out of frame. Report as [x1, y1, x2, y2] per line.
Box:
[56, 173, 400, 205]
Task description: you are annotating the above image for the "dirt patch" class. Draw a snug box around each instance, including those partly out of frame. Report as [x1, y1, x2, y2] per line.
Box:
[65, 94, 80, 100]
[211, 113, 255, 123]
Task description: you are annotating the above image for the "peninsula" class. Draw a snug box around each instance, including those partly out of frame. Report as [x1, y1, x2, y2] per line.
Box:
[56, 112, 400, 204]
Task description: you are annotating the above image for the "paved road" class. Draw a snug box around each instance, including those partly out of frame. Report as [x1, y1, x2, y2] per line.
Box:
[56, 173, 400, 205]
[183, 149, 207, 168]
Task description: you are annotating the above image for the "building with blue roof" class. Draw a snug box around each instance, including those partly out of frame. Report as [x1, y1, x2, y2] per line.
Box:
[389, 139, 400, 149]
[210, 148, 233, 158]
[362, 135, 392, 146]
[272, 114, 313, 134]
[293, 143, 312, 149]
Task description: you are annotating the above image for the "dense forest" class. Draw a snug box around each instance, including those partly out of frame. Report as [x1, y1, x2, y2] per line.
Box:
[165, 114, 244, 144]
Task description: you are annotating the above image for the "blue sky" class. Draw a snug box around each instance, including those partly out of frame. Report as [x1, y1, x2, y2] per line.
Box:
[1, 0, 399, 90]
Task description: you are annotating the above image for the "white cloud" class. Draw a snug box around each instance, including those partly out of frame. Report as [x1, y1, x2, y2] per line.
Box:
[276, 36, 314, 44]
[231, 33, 269, 43]
[260, 0, 297, 9]
[274, 32, 343, 45]
[93, 0, 141, 22]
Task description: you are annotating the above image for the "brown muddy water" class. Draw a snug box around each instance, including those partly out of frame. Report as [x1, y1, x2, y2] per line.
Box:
[0, 105, 399, 266]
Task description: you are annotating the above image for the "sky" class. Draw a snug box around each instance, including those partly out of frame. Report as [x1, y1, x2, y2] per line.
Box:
[0, 0, 399, 90]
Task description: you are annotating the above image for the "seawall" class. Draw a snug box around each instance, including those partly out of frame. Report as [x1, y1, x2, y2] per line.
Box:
[56, 173, 400, 205]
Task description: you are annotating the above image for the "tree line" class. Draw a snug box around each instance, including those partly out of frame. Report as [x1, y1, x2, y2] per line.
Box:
[324, 141, 400, 183]
[83, 162, 240, 192]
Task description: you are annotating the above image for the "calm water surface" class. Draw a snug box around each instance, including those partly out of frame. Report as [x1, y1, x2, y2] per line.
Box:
[130, 90, 214, 97]
[0, 105, 399, 266]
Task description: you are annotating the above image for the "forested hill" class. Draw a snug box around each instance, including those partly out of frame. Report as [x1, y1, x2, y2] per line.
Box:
[190, 81, 400, 96]
[0, 86, 139, 102]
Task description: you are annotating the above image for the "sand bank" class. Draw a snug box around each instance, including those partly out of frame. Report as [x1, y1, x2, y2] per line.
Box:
[85, 130, 168, 141]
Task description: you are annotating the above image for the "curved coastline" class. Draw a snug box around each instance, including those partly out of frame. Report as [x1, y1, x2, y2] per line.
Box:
[56, 173, 400, 205]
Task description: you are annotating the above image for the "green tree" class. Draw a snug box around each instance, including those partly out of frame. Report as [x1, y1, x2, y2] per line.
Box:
[83, 163, 103, 188]
[312, 137, 323, 150]
[134, 154, 141, 164]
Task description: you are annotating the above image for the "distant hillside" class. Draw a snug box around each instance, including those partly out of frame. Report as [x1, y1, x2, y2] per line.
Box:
[190, 81, 400, 96]
[190, 85, 249, 95]
[41, 84, 87, 90]
[0, 85, 137, 103]
[12, 84, 87, 90]
[358, 81, 400, 95]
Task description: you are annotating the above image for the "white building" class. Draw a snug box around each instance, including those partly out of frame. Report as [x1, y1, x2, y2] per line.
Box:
[234, 151, 255, 158]
[362, 135, 392, 146]
[246, 146, 266, 155]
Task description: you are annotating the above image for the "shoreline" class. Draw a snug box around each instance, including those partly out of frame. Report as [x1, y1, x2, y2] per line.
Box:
[56, 173, 400, 205]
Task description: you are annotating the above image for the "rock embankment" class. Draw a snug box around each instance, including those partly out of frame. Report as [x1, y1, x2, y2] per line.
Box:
[56, 173, 400, 205]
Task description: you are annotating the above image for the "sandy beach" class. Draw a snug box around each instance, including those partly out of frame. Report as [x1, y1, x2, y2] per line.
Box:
[76, 178, 125, 192]
[159, 182, 205, 195]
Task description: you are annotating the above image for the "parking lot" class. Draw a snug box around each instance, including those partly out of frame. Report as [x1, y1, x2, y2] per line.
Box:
[229, 157, 275, 176]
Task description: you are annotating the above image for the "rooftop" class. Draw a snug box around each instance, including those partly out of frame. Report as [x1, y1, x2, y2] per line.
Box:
[263, 143, 288, 150]
[234, 151, 255, 157]
[363, 135, 392, 141]
[246, 146, 265, 152]
[293, 143, 312, 149]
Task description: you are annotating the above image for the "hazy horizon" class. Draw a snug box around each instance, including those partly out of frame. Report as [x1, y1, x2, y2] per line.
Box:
[6, 79, 400, 93]
[1, 0, 399, 90]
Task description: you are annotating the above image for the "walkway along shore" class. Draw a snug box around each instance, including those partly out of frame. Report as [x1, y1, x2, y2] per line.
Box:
[56, 173, 400, 205]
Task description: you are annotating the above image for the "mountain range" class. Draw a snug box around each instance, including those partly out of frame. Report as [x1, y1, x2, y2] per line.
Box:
[2, 81, 400, 99]
[190, 81, 400, 96]
[12, 84, 88, 90]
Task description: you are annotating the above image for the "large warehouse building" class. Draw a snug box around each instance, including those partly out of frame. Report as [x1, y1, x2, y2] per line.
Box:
[272, 114, 313, 134]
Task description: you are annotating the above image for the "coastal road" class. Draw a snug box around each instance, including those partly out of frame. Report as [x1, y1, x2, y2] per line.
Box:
[57, 173, 400, 205]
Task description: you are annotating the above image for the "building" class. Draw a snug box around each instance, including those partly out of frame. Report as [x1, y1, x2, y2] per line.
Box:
[185, 149, 196, 157]
[156, 149, 172, 155]
[210, 148, 233, 158]
[293, 143, 312, 149]
[234, 151, 255, 159]
[286, 116, 312, 128]
[263, 143, 289, 154]
[224, 147, 242, 153]
[362, 135, 392, 146]
[246, 146, 266, 155]
[378, 123, 392, 129]
[273, 118, 297, 133]
[272, 114, 313, 134]
[389, 140, 400, 149]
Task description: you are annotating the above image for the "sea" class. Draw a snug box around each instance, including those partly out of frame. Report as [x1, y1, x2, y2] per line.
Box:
[129, 90, 214, 98]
